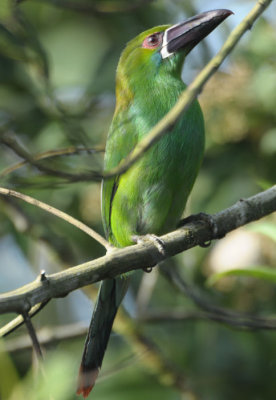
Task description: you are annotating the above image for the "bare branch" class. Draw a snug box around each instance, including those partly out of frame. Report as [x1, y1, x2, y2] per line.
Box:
[159, 263, 276, 331]
[0, 131, 104, 182]
[23, 311, 43, 360]
[0, 300, 49, 337]
[140, 309, 276, 330]
[0, 187, 111, 250]
[3, 322, 87, 353]
[0, 185, 275, 317]
[0, 145, 104, 178]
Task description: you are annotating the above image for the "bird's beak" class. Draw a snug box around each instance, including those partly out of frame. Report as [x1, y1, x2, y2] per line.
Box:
[160, 9, 233, 59]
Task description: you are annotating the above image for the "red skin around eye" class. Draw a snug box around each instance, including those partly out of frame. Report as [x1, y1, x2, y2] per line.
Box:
[142, 34, 161, 49]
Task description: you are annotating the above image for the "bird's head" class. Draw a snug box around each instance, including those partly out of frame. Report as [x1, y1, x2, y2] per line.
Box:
[116, 9, 232, 104]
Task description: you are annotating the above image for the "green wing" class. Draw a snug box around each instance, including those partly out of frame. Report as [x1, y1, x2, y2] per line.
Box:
[102, 107, 138, 243]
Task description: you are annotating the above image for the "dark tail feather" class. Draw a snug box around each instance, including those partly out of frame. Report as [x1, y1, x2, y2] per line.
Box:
[77, 277, 129, 397]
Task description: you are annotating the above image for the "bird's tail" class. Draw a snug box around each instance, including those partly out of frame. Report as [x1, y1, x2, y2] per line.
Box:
[77, 277, 129, 398]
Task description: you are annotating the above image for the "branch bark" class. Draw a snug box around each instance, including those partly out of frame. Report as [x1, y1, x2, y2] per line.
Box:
[0, 185, 275, 316]
[0, 187, 110, 250]
[159, 262, 276, 331]
[0, 131, 103, 182]
[0, 139, 104, 179]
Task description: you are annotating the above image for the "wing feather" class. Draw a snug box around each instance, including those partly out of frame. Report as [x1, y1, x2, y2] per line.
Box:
[101, 108, 138, 241]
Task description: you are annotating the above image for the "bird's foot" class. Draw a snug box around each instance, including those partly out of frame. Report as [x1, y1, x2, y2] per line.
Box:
[178, 212, 219, 247]
[132, 234, 166, 255]
[132, 234, 166, 272]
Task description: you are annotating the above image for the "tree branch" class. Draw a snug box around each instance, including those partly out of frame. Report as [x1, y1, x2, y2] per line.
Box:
[139, 309, 276, 330]
[0, 185, 275, 317]
[0, 144, 104, 179]
[159, 263, 276, 331]
[0, 130, 104, 182]
[3, 322, 87, 353]
[0, 187, 111, 250]
[22, 311, 43, 360]
[0, 300, 49, 337]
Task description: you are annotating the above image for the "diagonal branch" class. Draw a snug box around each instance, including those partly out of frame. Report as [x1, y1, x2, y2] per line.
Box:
[0, 185, 275, 317]
[159, 263, 276, 331]
[3, 322, 88, 353]
[0, 300, 50, 337]
[22, 311, 43, 360]
[139, 309, 276, 330]
[0, 187, 111, 250]
[0, 144, 104, 179]
[0, 131, 104, 182]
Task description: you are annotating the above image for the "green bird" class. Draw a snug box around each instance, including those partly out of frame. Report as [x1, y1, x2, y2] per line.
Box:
[77, 9, 232, 397]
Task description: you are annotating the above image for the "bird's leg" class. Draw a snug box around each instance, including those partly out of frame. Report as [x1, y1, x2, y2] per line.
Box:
[178, 212, 220, 247]
[132, 233, 166, 255]
[132, 234, 166, 272]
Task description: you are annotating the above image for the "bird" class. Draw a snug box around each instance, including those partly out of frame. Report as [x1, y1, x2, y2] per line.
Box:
[77, 9, 232, 398]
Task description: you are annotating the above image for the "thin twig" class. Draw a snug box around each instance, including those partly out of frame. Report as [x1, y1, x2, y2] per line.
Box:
[0, 300, 50, 337]
[3, 322, 88, 352]
[139, 309, 215, 323]
[23, 311, 43, 359]
[159, 264, 276, 331]
[0, 187, 111, 250]
[0, 185, 275, 316]
[0, 145, 104, 178]
[141, 309, 276, 330]
[0, 131, 104, 182]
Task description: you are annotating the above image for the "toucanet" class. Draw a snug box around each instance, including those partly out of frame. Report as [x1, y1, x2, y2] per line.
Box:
[77, 9, 232, 397]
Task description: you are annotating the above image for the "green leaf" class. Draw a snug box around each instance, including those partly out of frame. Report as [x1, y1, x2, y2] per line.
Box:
[207, 266, 276, 287]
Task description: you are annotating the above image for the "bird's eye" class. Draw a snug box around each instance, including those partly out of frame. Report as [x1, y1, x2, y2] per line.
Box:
[142, 33, 162, 49]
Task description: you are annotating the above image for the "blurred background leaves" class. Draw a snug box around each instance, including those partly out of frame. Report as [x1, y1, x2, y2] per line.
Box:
[0, 0, 276, 399]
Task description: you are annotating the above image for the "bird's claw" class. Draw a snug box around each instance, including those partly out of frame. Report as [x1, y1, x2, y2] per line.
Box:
[132, 234, 166, 272]
[178, 212, 220, 247]
[132, 234, 166, 255]
[143, 266, 153, 273]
